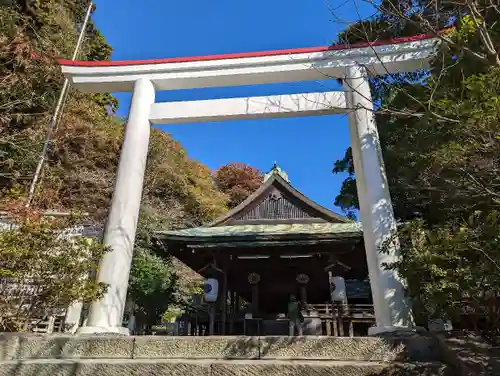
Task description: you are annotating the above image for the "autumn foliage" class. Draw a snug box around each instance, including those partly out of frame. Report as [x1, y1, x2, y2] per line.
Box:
[0, 0, 229, 330]
[213, 163, 263, 208]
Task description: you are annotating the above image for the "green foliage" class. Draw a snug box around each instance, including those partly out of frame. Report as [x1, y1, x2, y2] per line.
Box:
[333, 4, 500, 224]
[128, 210, 208, 330]
[332, 148, 358, 220]
[127, 211, 182, 331]
[162, 306, 184, 323]
[0, 212, 108, 331]
[332, 0, 500, 331]
[128, 247, 178, 332]
[382, 211, 500, 331]
[213, 163, 263, 208]
[0, 0, 119, 210]
[92, 93, 119, 114]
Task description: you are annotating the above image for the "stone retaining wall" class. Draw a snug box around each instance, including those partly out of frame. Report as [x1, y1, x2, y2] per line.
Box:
[0, 334, 441, 362]
[0, 359, 452, 376]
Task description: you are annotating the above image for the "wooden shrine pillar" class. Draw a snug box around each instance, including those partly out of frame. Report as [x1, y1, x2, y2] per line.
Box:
[327, 270, 336, 336]
[299, 285, 307, 306]
[209, 304, 215, 335]
[230, 291, 235, 334]
[182, 314, 190, 336]
[221, 265, 228, 334]
[251, 286, 259, 316]
[296, 274, 310, 307]
[208, 256, 219, 336]
[248, 273, 260, 316]
[236, 294, 241, 311]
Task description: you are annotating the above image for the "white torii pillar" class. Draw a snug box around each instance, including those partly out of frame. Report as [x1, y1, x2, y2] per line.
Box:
[78, 78, 155, 334]
[344, 65, 414, 334]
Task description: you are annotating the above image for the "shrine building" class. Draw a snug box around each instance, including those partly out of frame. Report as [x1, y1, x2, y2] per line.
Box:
[155, 165, 376, 336]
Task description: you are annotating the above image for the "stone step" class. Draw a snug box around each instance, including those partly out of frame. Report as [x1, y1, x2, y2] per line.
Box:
[0, 359, 452, 376]
[0, 335, 442, 362]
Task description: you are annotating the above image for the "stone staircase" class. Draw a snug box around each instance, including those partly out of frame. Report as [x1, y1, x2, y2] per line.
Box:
[0, 334, 455, 376]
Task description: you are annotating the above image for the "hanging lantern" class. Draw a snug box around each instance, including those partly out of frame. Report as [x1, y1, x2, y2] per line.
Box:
[203, 278, 219, 302]
[331, 276, 346, 302]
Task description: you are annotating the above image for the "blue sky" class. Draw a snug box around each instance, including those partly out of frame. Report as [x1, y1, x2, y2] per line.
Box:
[91, 0, 373, 214]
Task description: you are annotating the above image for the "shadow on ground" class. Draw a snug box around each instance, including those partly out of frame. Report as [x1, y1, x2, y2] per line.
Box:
[440, 332, 500, 375]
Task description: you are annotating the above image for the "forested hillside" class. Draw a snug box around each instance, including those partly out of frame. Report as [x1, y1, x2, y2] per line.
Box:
[0, 1, 270, 331]
[0, 0, 235, 329]
[0, 0, 228, 224]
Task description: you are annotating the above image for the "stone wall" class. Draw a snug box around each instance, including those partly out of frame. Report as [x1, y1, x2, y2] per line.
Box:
[0, 334, 441, 361]
[0, 334, 456, 376]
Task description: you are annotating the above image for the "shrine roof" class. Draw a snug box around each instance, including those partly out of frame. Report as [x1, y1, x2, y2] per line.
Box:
[156, 222, 362, 244]
[208, 166, 350, 226]
[154, 165, 360, 248]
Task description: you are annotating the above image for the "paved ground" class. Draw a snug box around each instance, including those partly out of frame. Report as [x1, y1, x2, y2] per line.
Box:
[439, 332, 500, 375]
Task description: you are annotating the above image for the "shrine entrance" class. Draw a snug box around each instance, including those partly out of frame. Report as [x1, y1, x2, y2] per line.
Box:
[59, 33, 440, 335]
[157, 166, 378, 336]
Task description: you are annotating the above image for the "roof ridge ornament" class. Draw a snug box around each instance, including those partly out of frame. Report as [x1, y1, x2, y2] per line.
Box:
[264, 162, 290, 183]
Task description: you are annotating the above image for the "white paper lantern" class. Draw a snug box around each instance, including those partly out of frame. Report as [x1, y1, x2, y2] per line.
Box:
[203, 278, 219, 303]
[331, 276, 346, 302]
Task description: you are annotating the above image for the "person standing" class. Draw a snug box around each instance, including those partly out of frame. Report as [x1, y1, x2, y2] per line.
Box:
[287, 295, 303, 336]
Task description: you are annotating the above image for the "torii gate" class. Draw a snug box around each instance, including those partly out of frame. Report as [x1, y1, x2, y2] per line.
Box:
[60, 33, 438, 335]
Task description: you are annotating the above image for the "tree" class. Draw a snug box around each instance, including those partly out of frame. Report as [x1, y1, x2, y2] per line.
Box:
[332, 2, 500, 224]
[0, 0, 117, 214]
[382, 210, 500, 331]
[126, 192, 217, 332]
[331, 0, 500, 331]
[128, 248, 178, 333]
[142, 130, 228, 228]
[333, 148, 358, 220]
[213, 163, 263, 208]
[0, 210, 108, 331]
[1, 0, 250, 332]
